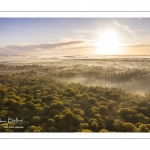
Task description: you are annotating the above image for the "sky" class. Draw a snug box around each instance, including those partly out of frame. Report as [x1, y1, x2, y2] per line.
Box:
[0, 18, 150, 55]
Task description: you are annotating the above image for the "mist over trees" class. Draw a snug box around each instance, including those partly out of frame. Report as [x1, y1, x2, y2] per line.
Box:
[0, 63, 150, 132]
[1, 55, 150, 132]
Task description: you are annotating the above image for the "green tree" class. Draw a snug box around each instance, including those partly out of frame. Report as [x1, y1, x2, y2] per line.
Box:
[90, 122, 99, 132]
[139, 124, 150, 132]
[122, 122, 137, 132]
[31, 116, 41, 126]
[47, 118, 55, 127]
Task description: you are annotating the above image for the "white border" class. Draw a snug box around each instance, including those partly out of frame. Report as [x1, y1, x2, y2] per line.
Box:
[0, 133, 150, 139]
[0, 0, 149, 11]
[0, 12, 150, 18]
[0, 12, 150, 139]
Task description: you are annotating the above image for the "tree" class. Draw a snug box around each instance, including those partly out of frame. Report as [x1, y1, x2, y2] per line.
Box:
[107, 101, 117, 111]
[26, 126, 41, 132]
[79, 123, 89, 130]
[49, 108, 59, 117]
[63, 111, 75, 126]
[74, 115, 84, 126]
[99, 129, 109, 132]
[3, 99, 17, 107]
[88, 97, 97, 104]
[73, 108, 84, 116]
[117, 108, 137, 121]
[81, 129, 92, 132]
[23, 101, 35, 110]
[90, 122, 99, 132]
[47, 118, 55, 127]
[139, 124, 150, 132]
[113, 118, 125, 132]
[35, 107, 46, 116]
[31, 116, 41, 126]
[122, 122, 137, 132]
[99, 106, 107, 115]
[105, 116, 115, 131]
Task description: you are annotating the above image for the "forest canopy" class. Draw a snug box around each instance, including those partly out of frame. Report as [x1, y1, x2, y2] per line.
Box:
[0, 64, 150, 132]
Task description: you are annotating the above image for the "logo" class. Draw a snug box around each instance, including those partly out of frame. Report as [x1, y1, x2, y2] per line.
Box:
[0, 117, 24, 129]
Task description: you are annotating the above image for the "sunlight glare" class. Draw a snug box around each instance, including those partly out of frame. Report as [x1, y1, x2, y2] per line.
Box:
[96, 30, 121, 55]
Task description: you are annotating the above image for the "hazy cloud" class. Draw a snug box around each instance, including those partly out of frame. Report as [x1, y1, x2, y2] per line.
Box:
[0, 24, 51, 36]
[72, 28, 101, 34]
[122, 44, 150, 48]
[32, 40, 85, 49]
[113, 20, 137, 38]
[0, 40, 88, 55]
[134, 29, 150, 32]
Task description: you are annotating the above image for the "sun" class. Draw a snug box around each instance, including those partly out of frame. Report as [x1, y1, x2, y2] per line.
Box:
[96, 30, 121, 55]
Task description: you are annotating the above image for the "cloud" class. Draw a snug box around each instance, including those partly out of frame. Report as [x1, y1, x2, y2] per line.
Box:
[0, 40, 89, 55]
[72, 28, 101, 34]
[5, 40, 85, 50]
[113, 20, 137, 38]
[0, 24, 51, 36]
[122, 44, 150, 48]
[134, 29, 150, 32]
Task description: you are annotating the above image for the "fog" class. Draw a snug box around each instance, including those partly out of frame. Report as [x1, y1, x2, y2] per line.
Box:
[1, 55, 150, 95]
